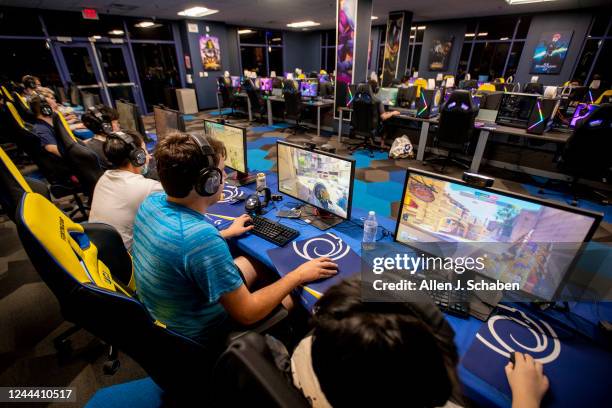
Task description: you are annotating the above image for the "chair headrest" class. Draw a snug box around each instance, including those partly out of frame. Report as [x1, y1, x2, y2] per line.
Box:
[355, 83, 372, 96]
[576, 103, 612, 130]
[444, 89, 474, 111]
[52, 112, 79, 145]
[1, 85, 15, 102]
[5, 101, 26, 129]
[17, 192, 129, 296]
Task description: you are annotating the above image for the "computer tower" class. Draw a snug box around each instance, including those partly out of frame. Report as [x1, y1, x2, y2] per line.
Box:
[416, 89, 442, 118]
[526, 97, 558, 135]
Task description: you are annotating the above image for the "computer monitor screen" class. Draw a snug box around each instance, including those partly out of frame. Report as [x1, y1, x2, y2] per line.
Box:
[478, 75, 489, 83]
[117, 100, 136, 133]
[204, 120, 247, 174]
[397, 86, 417, 107]
[81, 92, 95, 109]
[570, 103, 597, 128]
[259, 78, 273, 92]
[153, 106, 185, 141]
[277, 141, 355, 219]
[481, 92, 504, 110]
[377, 87, 399, 106]
[300, 81, 318, 97]
[496, 93, 538, 128]
[231, 76, 241, 88]
[395, 169, 600, 300]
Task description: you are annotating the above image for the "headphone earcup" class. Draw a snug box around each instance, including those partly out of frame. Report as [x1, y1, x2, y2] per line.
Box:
[131, 148, 147, 167]
[195, 167, 222, 196]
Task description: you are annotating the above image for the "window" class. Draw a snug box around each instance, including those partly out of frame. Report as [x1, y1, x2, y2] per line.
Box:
[238, 28, 283, 76]
[463, 16, 527, 80]
[407, 25, 425, 74]
[0, 7, 44, 36]
[132, 43, 180, 109]
[320, 30, 336, 72]
[573, 15, 611, 86]
[0, 39, 61, 85]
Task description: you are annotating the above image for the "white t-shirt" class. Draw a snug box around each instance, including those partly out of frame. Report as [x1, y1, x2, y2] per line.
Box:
[89, 170, 163, 252]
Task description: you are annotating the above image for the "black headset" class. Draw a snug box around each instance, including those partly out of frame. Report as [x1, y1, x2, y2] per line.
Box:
[245, 186, 271, 215]
[34, 94, 53, 117]
[23, 76, 37, 90]
[190, 134, 223, 197]
[87, 105, 113, 135]
[108, 131, 147, 167]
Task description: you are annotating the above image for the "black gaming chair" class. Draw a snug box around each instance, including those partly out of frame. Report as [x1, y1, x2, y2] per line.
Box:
[540, 103, 612, 205]
[349, 83, 383, 157]
[16, 192, 219, 403]
[282, 80, 307, 134]
[426, 89, 478, 172]
[3, 101, 87, 217]
[217, 77, 240, 118]
[52, 113, 103, 202]
[214, 332, 310, 407]
[244, 79, 267, 122]
[12, 92, 35, 123]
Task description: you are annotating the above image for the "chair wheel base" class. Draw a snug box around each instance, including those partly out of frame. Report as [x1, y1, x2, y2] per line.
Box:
[103, 359, 120, 375]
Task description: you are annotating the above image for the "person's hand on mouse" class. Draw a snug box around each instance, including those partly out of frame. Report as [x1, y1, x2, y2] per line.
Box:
[291, 257, 338, 284]
[505, 352, 549, 408]
[221, 214, 254, 239]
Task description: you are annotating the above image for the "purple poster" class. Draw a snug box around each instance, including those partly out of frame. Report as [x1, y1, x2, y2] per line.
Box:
[200, 35, 221, 71]
[334, 0, 357, 118]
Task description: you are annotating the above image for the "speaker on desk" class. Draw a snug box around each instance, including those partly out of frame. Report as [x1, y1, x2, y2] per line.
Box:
[416, 89, 442, 118]
[526, 97, 558, 135]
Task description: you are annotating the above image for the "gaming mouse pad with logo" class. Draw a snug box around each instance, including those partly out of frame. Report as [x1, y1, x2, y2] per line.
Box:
[461, 304, 612, 407]
[205, 184, 250, 228]
[267, 233, 361, 311]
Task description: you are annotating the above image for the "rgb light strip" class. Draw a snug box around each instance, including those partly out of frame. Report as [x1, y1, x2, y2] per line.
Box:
[527, 100, 544, 130]
[418, 92, 428, 116]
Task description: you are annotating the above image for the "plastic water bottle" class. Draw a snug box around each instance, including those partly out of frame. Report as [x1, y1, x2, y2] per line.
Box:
[362, 211, 378, 250]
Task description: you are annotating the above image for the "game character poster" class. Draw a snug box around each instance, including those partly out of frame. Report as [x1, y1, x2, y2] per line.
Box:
[200, 35, 221, 71]
[334, 0, 357, 118]
[382, 12, 404, 86]
[530, 31, 573, 75]
[428, 36, 454, 71]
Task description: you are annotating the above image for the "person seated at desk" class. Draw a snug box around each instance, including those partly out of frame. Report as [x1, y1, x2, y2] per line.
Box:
[30, 94, 63, 158]
[368, 79, 401, 147]
[132, 132, 338, 349]
[20, 75, 40, 101]
[400, 74, 412, 87]
[88, 129, 162, 252]
[81, 105, 121, 170]
[290, 279, 549, 408]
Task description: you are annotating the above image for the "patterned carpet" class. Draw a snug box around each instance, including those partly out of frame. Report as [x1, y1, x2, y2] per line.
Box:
[1, 109, 611, 406]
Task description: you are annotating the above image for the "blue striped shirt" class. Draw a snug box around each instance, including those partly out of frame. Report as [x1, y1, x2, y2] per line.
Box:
[132, 192, 243, 343]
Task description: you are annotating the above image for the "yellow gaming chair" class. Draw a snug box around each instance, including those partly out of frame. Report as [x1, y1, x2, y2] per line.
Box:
[478, 83, 496, 92]
[16, 192, 220, 403]
[414, 78, 428, 97]
[0, 146, 50, 222]
[594, 90, 612, 105]
[1, 85, 15, 103]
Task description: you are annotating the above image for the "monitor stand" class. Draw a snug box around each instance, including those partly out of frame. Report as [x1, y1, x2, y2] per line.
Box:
[226, 171, 257, 187]
[300, 205, 344, 231]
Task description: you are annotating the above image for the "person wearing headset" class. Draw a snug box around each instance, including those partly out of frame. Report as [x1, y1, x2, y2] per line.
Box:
[21, 75, 41, 100]
[81, 105, 121, 170]
[88, 129, 162, 252]
[132, 132, 338, 349]
[30, 94, 63, 157]
[287, 278, 549, 408]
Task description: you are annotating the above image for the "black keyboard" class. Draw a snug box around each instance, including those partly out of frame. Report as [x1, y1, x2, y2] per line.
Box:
[421, 270, 471, 318]
[250, 216, 300, 246]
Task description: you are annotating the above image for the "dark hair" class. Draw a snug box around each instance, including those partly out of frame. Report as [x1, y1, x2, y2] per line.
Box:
[82, 105, 118, 134]
[310, 279, 459, 408]
[103, 130, 145, 168]
[154, 131, 226, 198]
[29, 95, 47, 117]
[367, 79, 379, 94]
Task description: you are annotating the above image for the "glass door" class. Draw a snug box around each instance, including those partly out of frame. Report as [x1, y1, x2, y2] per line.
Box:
[96, 44, 146, 113]
[54, 41, 146, 113]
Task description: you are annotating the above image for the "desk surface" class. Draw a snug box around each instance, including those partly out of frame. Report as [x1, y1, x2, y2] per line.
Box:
[207, 170, 609, 408]
[487, 124, 571, 143]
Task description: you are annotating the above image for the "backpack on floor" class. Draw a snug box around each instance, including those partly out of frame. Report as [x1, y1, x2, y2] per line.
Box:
[389, 135, 414, 159]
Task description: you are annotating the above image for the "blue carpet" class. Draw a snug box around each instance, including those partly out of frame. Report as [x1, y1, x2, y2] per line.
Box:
[247, 136, 283, 150]
[208, 108, 233, 116]
[521, 183, 612, 223]
[389, 170, 407, 185]
[351, 151, 388, 169]
[85, 378, 163, 408]
[248, 149, 275, 172]
[250, 123, 291, 133]
[183, 114, 196, 121]
[353, 180, 392, 217]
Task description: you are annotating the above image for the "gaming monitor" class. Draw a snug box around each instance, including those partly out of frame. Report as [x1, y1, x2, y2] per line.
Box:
[377, 87, 399, 106]
[116, 100, 148, 140]
[204, 119, 248, 174]
[277, 141, 355, 220]
[153, 105, 186, 141]
[495, 93, 539, 128]
[300, 80, 318, 98]
[230, 76, 241, 88]
[397, 86, 418, 107]
[259, 78, 273, 92]
[395, 168, 601, 301]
